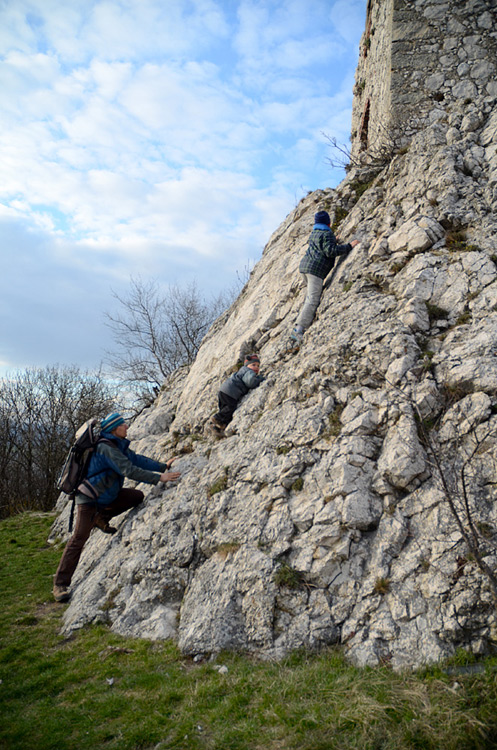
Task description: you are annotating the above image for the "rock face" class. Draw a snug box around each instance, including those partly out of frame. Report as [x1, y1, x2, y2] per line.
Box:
[351, 0, 497, 162]
[50, 5, 497, 669]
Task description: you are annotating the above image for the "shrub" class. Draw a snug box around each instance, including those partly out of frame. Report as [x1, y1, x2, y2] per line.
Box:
[446, 229, 479, 253]
[455, 311, 471, 326]
[324, 406, 344, 439]
[274, 562, 306, 589]
[350, 179, 375, 200]
[332, 206, 349, 231]
[426, 302, 449, 323]
[374, 577, 390, 595]
[216, 542, 241, 559]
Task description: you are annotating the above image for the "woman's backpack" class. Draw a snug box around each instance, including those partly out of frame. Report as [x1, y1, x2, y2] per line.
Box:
[57, 418, 103, 530]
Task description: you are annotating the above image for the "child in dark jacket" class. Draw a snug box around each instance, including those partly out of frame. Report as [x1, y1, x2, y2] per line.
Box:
[210, 354, 264, 433]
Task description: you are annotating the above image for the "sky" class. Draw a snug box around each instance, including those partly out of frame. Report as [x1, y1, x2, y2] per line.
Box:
[0, 0, 366, 375]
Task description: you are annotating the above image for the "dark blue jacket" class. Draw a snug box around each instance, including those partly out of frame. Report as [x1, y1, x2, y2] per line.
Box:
[299, 224, 351, 279]
[77, 431, 167, 507]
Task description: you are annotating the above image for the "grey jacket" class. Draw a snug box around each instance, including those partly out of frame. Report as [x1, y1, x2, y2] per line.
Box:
[219, 365, 264, 402]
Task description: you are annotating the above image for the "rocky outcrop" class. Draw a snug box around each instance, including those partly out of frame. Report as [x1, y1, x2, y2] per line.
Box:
[50, 9, 497, 668]
[50, 93, 497, 669]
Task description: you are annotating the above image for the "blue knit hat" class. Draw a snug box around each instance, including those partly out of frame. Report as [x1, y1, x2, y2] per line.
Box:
[314, 210, 331, 225]
[101, 412, 125, 432]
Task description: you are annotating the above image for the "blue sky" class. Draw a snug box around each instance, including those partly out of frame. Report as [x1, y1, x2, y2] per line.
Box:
[0, 0, 366, 374]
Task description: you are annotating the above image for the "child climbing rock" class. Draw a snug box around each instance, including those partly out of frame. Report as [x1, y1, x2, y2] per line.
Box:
[287, 210, 359, 351]
[210, 354, 264, 435]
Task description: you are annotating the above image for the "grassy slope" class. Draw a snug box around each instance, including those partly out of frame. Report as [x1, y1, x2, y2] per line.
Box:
[1, 512, 497, 750]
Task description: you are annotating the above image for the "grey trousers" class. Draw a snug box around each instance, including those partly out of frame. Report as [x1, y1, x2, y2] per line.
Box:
[295, 274, 324, 331]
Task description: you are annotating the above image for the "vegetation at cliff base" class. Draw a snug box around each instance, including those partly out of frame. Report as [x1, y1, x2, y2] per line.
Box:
[1, 512, 497, 750]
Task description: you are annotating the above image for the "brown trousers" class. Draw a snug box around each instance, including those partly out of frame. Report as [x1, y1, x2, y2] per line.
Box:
[54, 488, 144, 587]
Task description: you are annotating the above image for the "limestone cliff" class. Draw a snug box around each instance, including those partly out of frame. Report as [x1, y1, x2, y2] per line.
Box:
[50, 0, 497, 669]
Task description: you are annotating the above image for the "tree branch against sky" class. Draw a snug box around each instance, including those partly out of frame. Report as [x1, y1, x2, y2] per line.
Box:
[0, 0, 366, 374]
[104, 277, 230, 406]
[0, 365, 117, 517]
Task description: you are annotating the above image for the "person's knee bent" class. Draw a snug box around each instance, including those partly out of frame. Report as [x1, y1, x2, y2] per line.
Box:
[132, 489, 144, 507]
[119, 487, 144, 508]
[103, 488, 144, 519]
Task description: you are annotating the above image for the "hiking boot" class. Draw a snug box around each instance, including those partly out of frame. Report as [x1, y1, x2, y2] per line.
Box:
[93, 514, 117, 534]
[53, 584, 71, 603]
[210, 417, 227, 433]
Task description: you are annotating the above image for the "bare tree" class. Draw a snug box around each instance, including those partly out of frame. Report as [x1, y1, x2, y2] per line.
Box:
[0, 365, 117, 518]
[414, 398, 497, 609]
[322, 125, 406, 176]
[104, 277, 229, 406]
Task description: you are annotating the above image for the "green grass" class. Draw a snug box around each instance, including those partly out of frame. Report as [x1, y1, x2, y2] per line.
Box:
[273, 562, 307, 590]
[207, 468, 229, 498]
[2, 513, 497, 749]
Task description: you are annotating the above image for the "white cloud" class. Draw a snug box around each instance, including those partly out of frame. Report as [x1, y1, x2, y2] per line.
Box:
[0, 0, 230, 63]
[234, 0, 347, 81]
[0, 0, 366, 372]
[120, 62, 236, 134]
